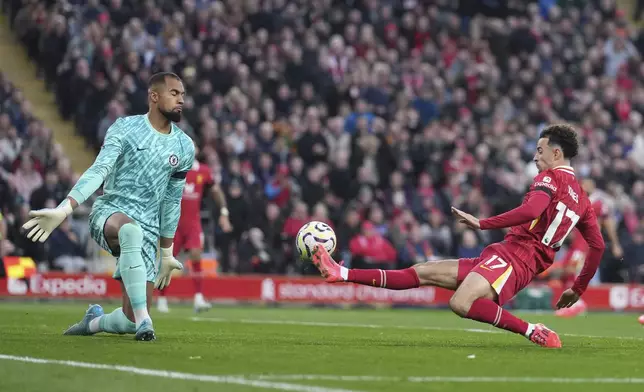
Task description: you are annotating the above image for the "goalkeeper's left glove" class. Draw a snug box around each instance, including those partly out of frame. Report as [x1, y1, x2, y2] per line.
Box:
[155, 245, 183, 290]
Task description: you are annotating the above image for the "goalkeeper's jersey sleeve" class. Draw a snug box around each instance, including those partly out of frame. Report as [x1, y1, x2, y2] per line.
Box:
[70, 114, 194, 234]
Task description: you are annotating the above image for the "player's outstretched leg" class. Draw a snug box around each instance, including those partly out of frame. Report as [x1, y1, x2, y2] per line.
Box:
[450, 272, 561, 348]
[118, 223, 155, 341]
[311, 244, 457, 290]
[63, 304, 105, 335]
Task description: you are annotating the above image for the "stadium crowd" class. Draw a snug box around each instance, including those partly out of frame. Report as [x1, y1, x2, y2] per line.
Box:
[2, 0, 644, 284]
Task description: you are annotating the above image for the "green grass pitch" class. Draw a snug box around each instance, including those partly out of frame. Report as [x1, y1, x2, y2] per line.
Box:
[1, 302, 643, 392]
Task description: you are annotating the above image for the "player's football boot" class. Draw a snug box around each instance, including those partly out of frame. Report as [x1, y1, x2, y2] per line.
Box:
[194, 293, 212, 313]
[157, 297, 170, 313]
[638, 315, 644, 325]
[555, 299, 587, 318]
[528, 323, 562, 348]
[311, 244, 344, 283]
[63, 304, 104, 336]
[135, 319, 156, 341]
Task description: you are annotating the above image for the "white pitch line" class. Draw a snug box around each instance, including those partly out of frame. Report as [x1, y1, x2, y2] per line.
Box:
[0, 354, 361, 392]
[252, 374, 644, 384]
[191, 317, 499, 335]
[191, 317, 644, 341]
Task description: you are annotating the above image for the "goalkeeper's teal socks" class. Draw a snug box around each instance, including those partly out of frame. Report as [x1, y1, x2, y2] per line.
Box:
[89, 307, 136, 334]
[118, 223, 151, 328]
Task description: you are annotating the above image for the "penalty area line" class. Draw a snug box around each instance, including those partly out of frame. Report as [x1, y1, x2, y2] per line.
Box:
[252, 374, 644, 384]
[0, 354, 362, 392]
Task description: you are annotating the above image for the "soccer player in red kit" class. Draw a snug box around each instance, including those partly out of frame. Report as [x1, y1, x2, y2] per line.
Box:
[157, 146, 232, 313]
[555, 178, 623, 318]
[312, 124, 605, 348]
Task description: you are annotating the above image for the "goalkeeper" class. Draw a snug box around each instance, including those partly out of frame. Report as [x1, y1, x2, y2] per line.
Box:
[22, 72, 194, 341]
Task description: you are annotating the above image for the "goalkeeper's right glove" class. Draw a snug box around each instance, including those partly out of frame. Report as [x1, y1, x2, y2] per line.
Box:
[21, 199, 73, 243]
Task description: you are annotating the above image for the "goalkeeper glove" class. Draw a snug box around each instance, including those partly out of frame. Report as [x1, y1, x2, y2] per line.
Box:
[22, 199, 73, 243]
[155, 245, 183, 290]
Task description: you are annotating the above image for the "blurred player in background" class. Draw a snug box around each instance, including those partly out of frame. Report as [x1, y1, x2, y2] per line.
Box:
[23, 72, 193, 341]
[312, 124, 605, 348]
[555, 178, 623, 318]
[157, 143, 232, 313]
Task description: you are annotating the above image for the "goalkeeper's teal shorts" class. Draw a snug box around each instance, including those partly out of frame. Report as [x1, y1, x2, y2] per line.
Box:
[89, 205, 159, 283]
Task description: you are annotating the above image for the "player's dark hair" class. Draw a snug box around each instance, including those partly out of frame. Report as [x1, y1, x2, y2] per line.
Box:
[539, 124, 579, 159]
[148, 72, 181, 88]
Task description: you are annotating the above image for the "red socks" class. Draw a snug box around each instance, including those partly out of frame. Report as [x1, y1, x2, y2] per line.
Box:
[347, 268, 420, 290]
[465, 298, 529, 335]
[192, 259, 203, 293]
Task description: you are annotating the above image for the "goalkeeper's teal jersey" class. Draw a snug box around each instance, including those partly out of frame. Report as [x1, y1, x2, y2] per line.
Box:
[69, 114, 195, 237]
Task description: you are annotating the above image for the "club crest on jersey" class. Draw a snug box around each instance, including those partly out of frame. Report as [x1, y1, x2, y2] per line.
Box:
[543, 176, 551, 183]
[169, 154, 179, 167]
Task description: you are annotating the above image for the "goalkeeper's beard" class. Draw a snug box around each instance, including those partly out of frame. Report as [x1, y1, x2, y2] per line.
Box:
[160, 108, 181, 123]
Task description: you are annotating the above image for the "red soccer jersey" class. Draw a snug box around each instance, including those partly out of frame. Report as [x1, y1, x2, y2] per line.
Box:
[479, 165, 605, 294]
[503, 166, 600, 272]
[180, 161, 213, 223]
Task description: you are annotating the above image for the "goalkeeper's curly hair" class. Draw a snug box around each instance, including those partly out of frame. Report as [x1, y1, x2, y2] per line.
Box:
[539, 124, 579, 159]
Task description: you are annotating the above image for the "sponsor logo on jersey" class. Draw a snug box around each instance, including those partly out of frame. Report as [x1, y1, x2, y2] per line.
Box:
[533, 181, 557, 192]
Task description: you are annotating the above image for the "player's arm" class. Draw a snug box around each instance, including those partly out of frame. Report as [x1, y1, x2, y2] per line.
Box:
[210, 183, 229, 216]
[210, 183, 232, 232]
[478, 191, 551, 230]
[22, 120, 124, 242]
[602, 215, 624, 258]
[156, 141, 196, 290]
[478, 172, 556, 230]
[571, 207, 605, 296]
[67, 118, 125, 208]
[159, 143, 195, 243]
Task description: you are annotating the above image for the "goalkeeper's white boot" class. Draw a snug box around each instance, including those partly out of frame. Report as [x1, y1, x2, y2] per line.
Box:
[157, 297, 170, 313]
[194, 293, 212, 313]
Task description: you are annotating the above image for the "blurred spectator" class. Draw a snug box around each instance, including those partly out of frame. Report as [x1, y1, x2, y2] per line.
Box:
[48, 217, 88, 273]
[257, 203, 285, 272]
[399, 223, 434, 268]
[264, 164, 291, 207]
[238, 228, 277, 274]
[349, 221, 397, 270]
[218, 179, 248, 273]
[30, 171, 65, 211]
[0, 212, 16, 259]
[10, 153, 42, 204]
[457, 230, 484, 259]
[626, 228, 644, 283]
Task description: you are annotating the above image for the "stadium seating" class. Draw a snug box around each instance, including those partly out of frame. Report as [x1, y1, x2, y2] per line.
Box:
[3, 0, 644, 283]
[0, 69, 95, 274]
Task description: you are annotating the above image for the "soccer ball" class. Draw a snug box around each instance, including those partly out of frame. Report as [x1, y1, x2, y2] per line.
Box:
[295, 221, 336, 261]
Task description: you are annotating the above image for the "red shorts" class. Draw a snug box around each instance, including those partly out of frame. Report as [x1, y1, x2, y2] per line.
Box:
[174, 219, 204, 256]
[457, 242, 537, 305]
